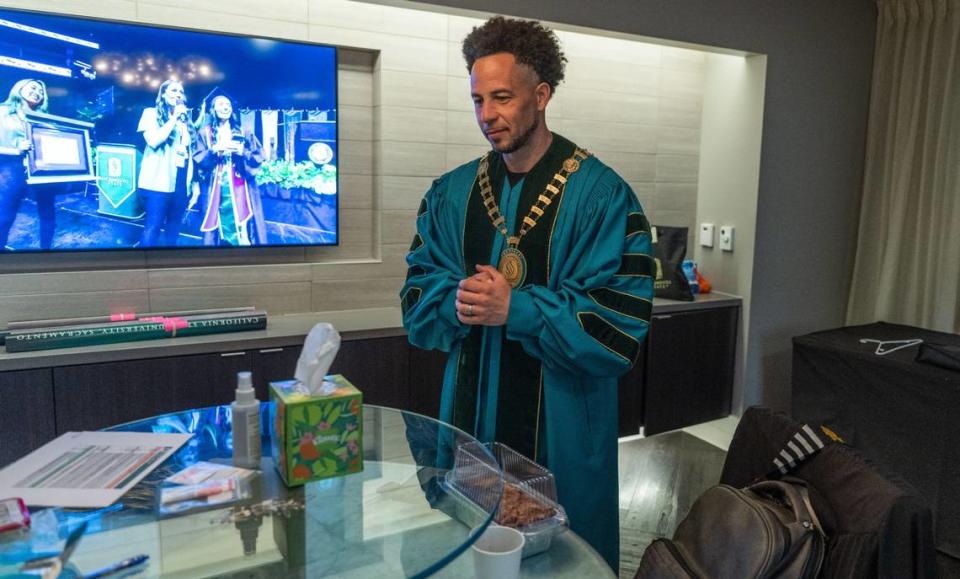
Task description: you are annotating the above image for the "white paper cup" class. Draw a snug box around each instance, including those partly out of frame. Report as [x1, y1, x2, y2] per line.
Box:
[472, 524, 525, 579]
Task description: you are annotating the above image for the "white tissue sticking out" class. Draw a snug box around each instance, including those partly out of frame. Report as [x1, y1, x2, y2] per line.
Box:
[293, 323, 341, 395]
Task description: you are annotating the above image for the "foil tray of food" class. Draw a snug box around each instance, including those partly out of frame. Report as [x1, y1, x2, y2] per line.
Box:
[443, 441, 568, 558]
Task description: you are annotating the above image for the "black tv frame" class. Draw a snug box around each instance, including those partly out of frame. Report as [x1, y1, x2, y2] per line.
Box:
[0, 5, 340, 255]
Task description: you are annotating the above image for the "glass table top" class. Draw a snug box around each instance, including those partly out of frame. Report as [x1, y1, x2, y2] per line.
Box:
[0, 404, 505, 578]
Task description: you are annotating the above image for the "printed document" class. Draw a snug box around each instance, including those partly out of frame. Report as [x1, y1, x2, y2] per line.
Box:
[0, 431, 191, 507]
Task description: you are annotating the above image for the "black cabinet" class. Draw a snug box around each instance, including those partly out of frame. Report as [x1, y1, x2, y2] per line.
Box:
[48, 338, 412, 434]
[53, 351, 252, 433]
[232, 338, 411, 408]
[329, 336, 409, 409]
[0, 302, 738, 467]
[252, 345, 302, 401]
[642, 307, 738, 436]
[0, 369, 55, 468]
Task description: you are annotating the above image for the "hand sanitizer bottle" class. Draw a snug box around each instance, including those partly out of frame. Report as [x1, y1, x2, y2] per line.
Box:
[232, 371, 261, 469]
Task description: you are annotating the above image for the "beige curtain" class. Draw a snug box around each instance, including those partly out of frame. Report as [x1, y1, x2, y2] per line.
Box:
[847, 0, 960, 332]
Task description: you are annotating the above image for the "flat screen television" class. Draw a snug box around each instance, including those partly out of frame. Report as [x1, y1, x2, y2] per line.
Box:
[0, 7, 338, 252]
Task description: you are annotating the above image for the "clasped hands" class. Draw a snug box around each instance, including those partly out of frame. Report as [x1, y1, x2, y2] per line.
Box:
[456, 264, 511, 326]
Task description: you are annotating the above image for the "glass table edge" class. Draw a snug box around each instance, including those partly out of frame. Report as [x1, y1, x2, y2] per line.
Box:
[101, 402, 506, 578]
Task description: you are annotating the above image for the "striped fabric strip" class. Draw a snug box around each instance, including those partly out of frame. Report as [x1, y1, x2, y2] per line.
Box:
[409, 233, 423, 252]
[774, 424, 827, 475]
[405, 265, 425, 281]
[588, 288, 653, 322]
[796, 432, 816, 454]
[802, 425, 826, 449]
[401, 287, 422, 315]
[576, 312, 641, 364]
[774, 456, 791, 472]
[616, 254, 655, 278]
[787, 440, 803, 459]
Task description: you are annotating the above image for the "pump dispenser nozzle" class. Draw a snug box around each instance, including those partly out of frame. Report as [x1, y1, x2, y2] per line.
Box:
[236, 371, 255, 404]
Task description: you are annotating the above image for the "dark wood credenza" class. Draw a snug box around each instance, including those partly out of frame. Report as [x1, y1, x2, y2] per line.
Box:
[0, 295, 740, 467]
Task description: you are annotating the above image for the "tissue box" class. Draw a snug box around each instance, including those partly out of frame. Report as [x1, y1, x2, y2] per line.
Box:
[269, 375, 363, 486]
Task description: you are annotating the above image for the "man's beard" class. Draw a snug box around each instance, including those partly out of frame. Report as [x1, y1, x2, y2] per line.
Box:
[493, 115, 539, 155]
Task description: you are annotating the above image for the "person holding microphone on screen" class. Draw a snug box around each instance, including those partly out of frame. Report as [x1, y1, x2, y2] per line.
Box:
[137, 79, 195, 247]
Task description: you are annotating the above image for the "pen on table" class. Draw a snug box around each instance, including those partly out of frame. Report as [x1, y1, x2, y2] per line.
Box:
[84, 554, 149, 579]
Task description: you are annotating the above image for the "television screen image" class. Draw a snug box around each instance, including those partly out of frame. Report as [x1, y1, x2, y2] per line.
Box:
[0, 8, 338, 252]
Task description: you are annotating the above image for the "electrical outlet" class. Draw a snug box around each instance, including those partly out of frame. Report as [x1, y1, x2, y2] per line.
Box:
[699, 223, 715, 248]
[719, 226, 735, 251]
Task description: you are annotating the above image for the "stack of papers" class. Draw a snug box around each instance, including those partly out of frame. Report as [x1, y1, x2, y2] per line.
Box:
[0, 431, 191, 508]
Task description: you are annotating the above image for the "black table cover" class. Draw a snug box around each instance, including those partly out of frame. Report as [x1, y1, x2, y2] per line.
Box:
[792, 321, 960, 561]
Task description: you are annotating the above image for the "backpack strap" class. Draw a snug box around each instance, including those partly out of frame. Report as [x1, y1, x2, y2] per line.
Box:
[779, 476, 827, 538]
[796, 480, 826, 538]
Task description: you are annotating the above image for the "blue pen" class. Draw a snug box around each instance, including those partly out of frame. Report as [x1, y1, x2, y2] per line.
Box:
[84, 554, 149, 579]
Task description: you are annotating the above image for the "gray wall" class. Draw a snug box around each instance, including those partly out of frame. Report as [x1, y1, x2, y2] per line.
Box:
[416, 0, 877, 411]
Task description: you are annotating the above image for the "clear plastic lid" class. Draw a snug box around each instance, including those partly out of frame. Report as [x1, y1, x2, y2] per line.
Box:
[446, 441, 567, 536]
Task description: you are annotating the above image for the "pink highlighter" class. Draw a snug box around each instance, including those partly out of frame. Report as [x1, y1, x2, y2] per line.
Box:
[161, 478, 236, 505]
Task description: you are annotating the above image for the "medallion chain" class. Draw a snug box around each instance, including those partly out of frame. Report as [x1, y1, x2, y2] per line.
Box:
[475, 148, 589, 287]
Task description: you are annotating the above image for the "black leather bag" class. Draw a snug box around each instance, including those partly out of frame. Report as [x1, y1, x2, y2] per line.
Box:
[635, 478, 826, 579]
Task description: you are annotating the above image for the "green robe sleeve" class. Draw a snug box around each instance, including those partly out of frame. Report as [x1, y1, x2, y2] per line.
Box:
[400, 177, 470, 352]
[505, 177, 654, 378]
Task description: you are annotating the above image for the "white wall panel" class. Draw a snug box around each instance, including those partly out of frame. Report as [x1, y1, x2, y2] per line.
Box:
[141, 0, 309, 23]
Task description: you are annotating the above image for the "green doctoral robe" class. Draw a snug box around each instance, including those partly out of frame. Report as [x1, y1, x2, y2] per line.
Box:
[400, 133, 653, 570]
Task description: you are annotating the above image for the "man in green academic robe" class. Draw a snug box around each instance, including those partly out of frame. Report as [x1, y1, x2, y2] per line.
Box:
[400, 16, 653, 571]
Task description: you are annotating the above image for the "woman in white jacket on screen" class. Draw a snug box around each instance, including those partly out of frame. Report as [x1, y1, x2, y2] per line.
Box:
[137, 79, 195, 247]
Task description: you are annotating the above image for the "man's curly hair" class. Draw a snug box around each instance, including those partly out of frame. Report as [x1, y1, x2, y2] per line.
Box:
[462, 16, 566, 93]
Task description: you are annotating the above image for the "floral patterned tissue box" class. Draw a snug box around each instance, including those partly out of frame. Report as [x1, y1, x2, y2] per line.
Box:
[269, 375, 363, 486]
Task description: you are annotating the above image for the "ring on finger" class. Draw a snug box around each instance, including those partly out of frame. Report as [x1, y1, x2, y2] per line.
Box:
[467, 304, 474, 316]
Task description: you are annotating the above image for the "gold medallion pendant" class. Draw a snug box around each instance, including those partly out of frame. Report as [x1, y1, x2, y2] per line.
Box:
[476, 147, 589, 290]
[499, 247, 527, 288]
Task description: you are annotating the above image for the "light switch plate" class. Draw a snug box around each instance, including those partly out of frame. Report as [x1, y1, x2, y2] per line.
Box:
[699, 223, 715, 248]
[720, 226, 735, 251]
